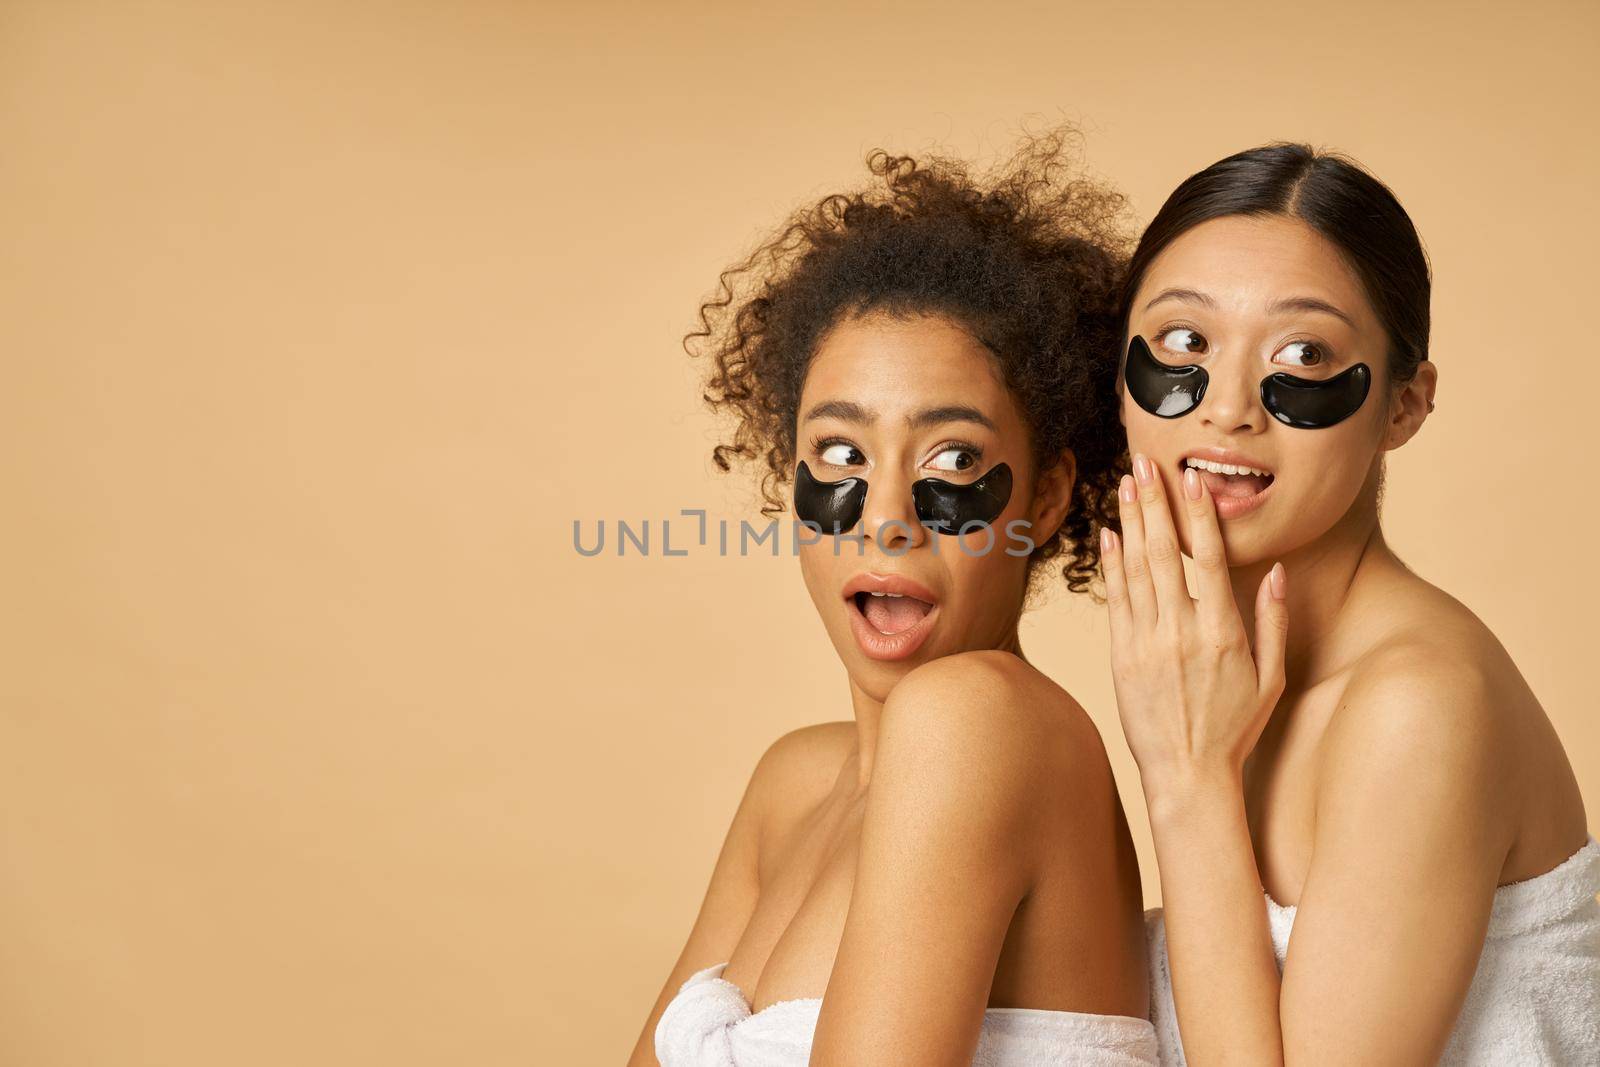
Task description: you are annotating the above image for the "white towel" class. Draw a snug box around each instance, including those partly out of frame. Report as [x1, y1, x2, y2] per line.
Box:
[655, 961, 1161, 1066]
[1145, 835, 1600, 1065]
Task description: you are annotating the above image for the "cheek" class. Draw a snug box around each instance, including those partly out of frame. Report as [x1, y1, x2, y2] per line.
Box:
[1121, 402, 1177, 456]
[797, 545, 837, 610]
[1277, 423, 1379, 511]
[1316, 401, 1388, 467]
[941, 535, 1028, 621]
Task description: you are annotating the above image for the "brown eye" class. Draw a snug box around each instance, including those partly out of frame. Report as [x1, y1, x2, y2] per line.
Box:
[1158, 327, 1207, 356]
[928, 447, 979, 473]
[820, 442, 865, 466]
[1273, 341, 1324, 368]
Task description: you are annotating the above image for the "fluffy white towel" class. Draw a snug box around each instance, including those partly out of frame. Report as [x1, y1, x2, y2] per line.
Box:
[655, 961, 1160, 1066]
[1145, 835, 1600, 1065]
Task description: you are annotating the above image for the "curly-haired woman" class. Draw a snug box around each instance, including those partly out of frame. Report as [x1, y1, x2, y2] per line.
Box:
[626, 129, 1161, 1066]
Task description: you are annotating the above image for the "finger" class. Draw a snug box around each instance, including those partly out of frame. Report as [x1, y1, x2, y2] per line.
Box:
[1180, 466, 1238, 626]
[1115, 473, 1159, 623]
[1132, 454, 1192, 619]
[1099, 526, 1133, 641]
[1254, 562, 1290, 700]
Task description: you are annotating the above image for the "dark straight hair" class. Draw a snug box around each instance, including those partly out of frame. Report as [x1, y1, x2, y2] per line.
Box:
[1120, 143, 1431, 384]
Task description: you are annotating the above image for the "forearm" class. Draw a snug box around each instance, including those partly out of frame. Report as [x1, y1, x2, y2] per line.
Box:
[1146, 770, 1284, 1066]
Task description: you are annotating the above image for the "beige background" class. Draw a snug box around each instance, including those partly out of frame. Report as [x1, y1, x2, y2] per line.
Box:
[2, 2, 1596, 1064]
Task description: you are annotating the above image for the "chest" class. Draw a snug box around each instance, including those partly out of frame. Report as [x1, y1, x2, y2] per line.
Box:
[1244, 687, 1343, 905]
[721, 801, 863, 1014]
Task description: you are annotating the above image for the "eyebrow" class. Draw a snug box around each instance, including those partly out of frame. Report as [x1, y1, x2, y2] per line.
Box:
[1145, 286, 1356, 329]
[1268, 295, 1355, 327]
[907, 404, 996, 432]
[801, 400, 996, 432]
[801, 399, 875, 424]
[1143, 287, 1215, 312]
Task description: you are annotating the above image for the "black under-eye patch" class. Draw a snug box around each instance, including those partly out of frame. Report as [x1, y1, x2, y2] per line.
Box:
[1259, 363, 1372, 428]
[912, 463, 1013, 535]
[1125, 334, 1208, 418]
[794, 461, 867, 534]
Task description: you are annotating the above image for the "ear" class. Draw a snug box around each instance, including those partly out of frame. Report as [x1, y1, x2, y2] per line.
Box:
[1030, 448, 1078, 537]
[1381, 359, 1437, 452]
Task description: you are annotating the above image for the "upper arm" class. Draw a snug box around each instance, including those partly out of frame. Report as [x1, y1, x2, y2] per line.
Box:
[1277, 654, 1511, 1065]
[625, 723, 839, 1067]
[809, 652, 1058, 1067]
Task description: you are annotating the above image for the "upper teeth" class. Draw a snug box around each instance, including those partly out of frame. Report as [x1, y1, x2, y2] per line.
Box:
[867, 592, 904, 598]
[1186, 457, 1269, 477]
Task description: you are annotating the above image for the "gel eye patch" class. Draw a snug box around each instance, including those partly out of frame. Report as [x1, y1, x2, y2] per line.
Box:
[1259, 362, 1372, 428]
[912, 462, 1013, 535]
[1128, 332, 1373, 429]
[1126, 334, 1207, 418]
[794, 460, 1015, 538]
[794, 461, 867, 534]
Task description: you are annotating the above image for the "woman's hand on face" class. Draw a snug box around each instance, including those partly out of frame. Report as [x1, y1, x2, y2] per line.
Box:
[1099, 454, 1290, 803]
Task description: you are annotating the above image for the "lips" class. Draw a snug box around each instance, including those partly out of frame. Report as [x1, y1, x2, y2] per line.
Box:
[841, 572, 940, 662]
[1178, 449, 1276, 520]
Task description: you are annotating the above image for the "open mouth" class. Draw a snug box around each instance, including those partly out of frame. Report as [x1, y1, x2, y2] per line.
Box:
[852, 590, 935, 635]
[1181, 454, 1276, 518]
[840, 573, 940, 662]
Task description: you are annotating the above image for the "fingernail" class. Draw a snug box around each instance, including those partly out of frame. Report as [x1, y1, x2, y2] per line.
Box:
[1269, 562, 1286, 600]
[1119, 475, 1136, 503]
[1183, 467, 1201, 500]
[1100, 526, 1113, 553]
[1134, 454, 1152, 483]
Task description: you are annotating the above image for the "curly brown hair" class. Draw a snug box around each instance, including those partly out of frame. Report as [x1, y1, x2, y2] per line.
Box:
[686, 126, 1132, 596]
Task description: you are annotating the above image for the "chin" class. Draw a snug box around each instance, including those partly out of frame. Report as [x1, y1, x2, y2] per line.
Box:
[1212, 522, 1277, 564]
[843, 655, 917, 703]
[1221, 544, 1275, 569]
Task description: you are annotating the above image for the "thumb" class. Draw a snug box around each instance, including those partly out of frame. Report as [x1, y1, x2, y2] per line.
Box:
[1253, 562, 1289, 699]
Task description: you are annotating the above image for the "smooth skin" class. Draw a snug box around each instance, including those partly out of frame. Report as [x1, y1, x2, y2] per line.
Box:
[1102, 214, 1589, 1065]
[627, 310, 1148, 1066]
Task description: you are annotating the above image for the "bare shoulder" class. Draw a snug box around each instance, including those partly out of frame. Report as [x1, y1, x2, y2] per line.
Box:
[889, 648, 1107, 751]
[1333, 576, 1538, 745]
[879, 650, 1118, 822]
[1323, 638, 1500, 816]
[1327, 585, 1519, 787]
[746, 720, 855, 826]
[753, 720, 855, 788]
[1321, 577, 1587, 872]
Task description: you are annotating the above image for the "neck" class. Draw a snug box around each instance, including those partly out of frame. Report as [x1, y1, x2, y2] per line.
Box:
[845, 624, 1026, 794]
[1230, 462, 1397, 693]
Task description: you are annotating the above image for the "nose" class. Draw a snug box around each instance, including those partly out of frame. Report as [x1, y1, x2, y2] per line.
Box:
[1197, 356, 1269, 435]
[860, 471, 928, 554]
